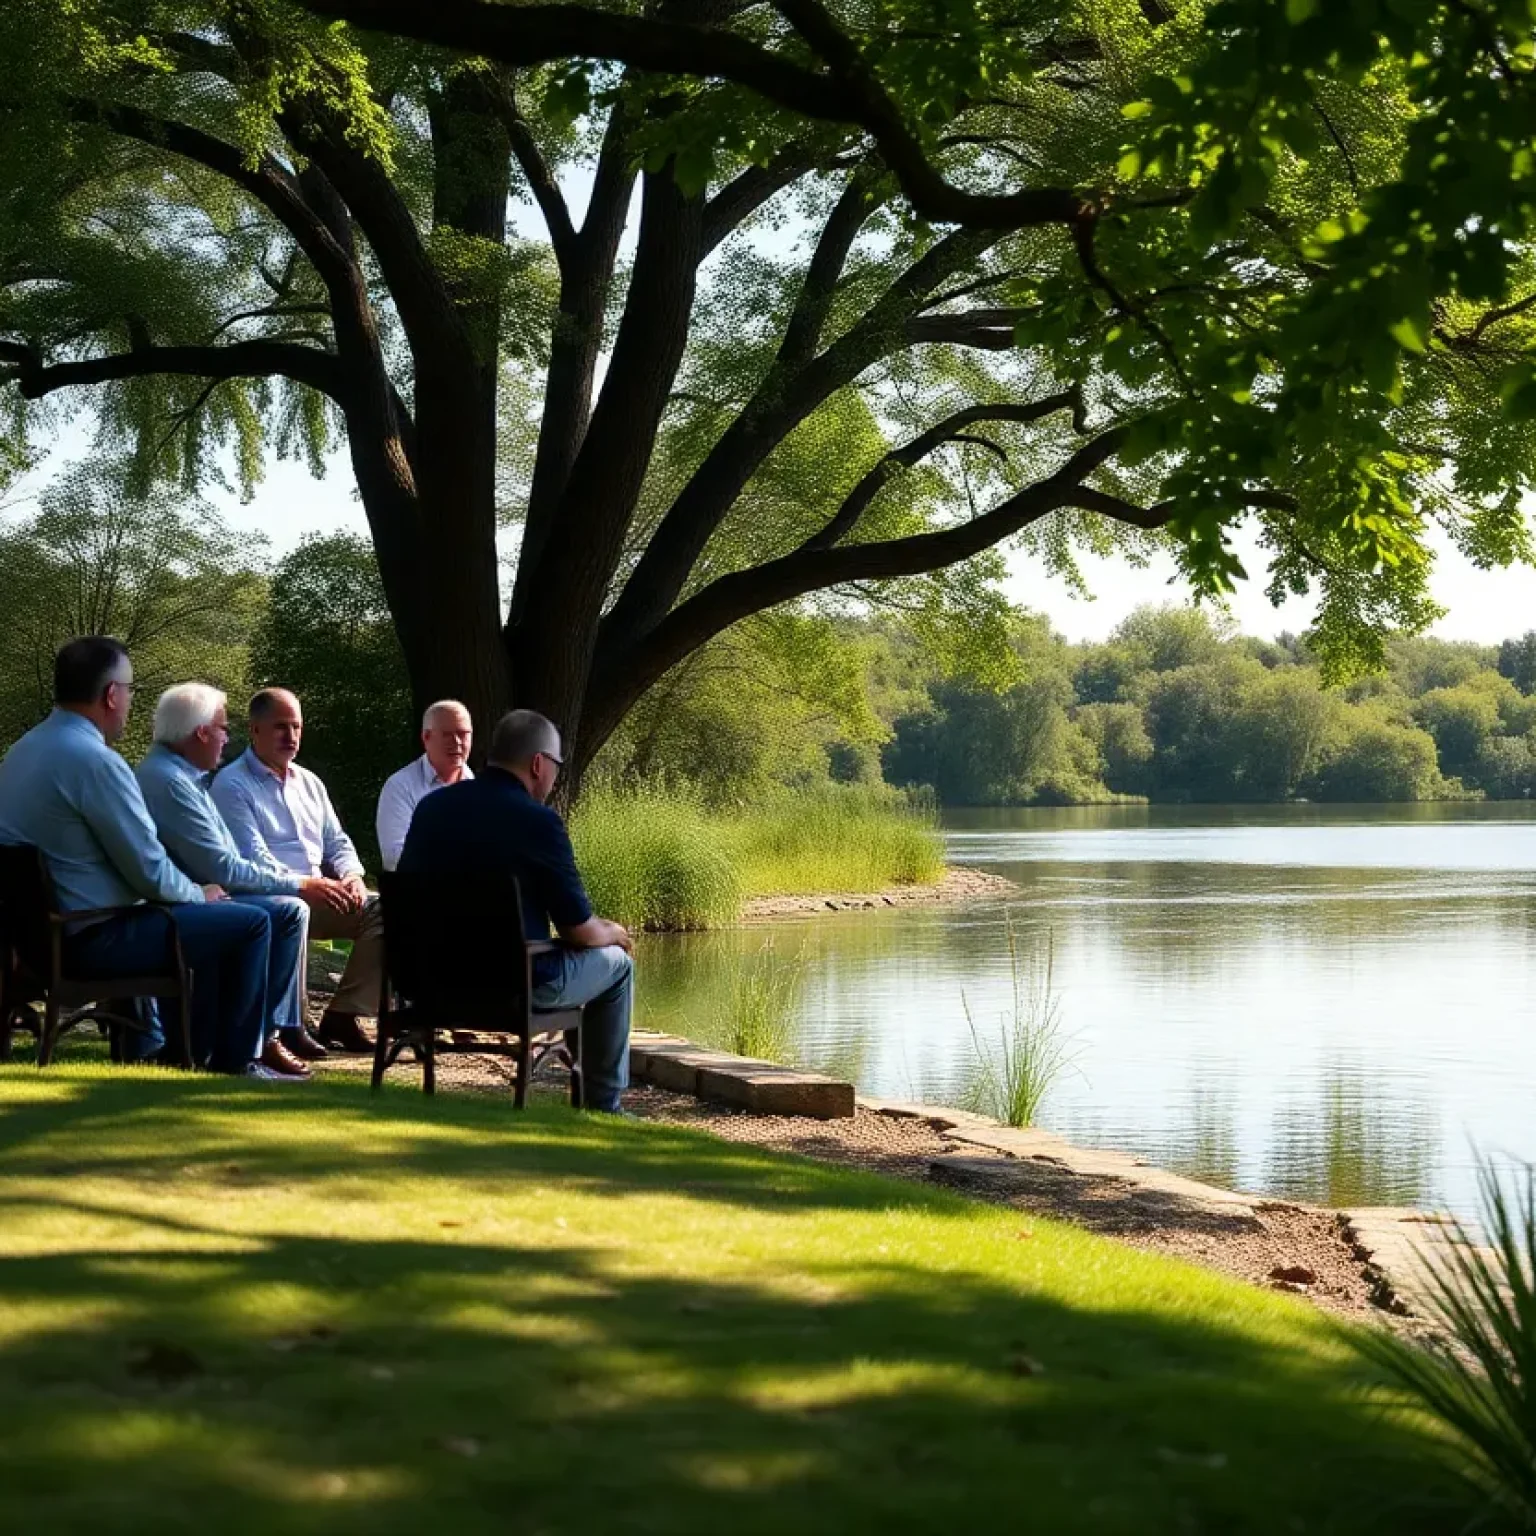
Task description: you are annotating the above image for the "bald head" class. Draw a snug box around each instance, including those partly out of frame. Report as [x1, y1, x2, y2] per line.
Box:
[489, 709, 560, 768]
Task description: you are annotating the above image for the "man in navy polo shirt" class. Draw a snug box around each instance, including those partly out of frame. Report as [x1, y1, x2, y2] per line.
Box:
[397, 709, 633, 1112]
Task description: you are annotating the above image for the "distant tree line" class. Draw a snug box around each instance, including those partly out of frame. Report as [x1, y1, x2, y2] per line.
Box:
[3, 490, 1534, 824]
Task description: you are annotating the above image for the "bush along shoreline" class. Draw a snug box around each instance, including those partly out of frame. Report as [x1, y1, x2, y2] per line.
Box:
[571, 785, 944, 932]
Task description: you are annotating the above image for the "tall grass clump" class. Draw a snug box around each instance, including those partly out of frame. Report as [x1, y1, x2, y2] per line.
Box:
[961, 922, 1077, 1128]
[722, 784, 943, 897]
[571, 786, 742, 931]
[1352, 1155, 1536, 1531]
[710, 938, 804, 1063]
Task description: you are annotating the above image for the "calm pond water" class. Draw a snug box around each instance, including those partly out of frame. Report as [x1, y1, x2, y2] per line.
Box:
[636, 803, 1536, 1222]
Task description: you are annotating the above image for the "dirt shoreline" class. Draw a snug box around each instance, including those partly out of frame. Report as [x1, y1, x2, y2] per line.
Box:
[739, 864, 1017, 921]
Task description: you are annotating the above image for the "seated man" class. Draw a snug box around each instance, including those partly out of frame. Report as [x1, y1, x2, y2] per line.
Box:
[138, 683, 355, 1079]
[211, 687, 380, 1053]
[0, 637, 277, 1078]
[376, 699, 474, 872]
[399, 709, 633, 1113]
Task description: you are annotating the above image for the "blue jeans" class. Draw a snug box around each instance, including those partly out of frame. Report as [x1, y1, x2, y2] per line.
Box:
[66, 901, 270, 1073]
[235, 895, 309, 1038]
[532, 945, 632, 1113]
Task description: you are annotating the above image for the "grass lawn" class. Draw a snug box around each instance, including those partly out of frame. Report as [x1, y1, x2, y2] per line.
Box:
[0, 1067, 1460, 1535]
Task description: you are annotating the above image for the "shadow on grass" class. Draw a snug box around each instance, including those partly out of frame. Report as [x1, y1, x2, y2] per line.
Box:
[0, 1069, 1477, 1536]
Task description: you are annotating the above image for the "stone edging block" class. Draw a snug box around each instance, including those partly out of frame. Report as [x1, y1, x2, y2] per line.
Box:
[631, 1033, 854, 1119]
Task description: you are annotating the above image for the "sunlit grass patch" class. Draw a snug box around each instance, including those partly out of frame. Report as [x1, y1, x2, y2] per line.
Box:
[0, 1067, 1465, 1535]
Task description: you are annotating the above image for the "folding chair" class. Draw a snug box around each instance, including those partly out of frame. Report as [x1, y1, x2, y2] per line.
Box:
[371, 871, 583, 1106]
[0, 844, 193, 1067]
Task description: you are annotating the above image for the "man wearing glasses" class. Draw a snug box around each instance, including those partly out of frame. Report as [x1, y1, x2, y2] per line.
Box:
[0, 637, 276, 1077]
[397, 709, 633, 1113]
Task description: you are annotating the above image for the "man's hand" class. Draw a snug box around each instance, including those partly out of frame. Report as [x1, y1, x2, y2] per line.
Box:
[298, 877, 351, 914]
[559, 915, 634, 955]
[201, 884, 228, 902]
[341, 874, 369, 913]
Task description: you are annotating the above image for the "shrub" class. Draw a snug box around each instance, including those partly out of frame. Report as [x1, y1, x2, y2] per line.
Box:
[571, 788, 742, 931]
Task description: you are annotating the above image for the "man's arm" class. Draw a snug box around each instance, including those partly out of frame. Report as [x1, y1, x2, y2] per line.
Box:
[375, 769, 414, 873]
[159, 775, 302, 895]
[315, 777, 365, 883]
[79, 756, 205, 906]
[210, 768, 292, 879]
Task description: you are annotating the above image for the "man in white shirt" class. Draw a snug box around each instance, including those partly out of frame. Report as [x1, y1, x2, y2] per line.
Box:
[376, 700, 474, 871]
[211, 688, 381, 1053]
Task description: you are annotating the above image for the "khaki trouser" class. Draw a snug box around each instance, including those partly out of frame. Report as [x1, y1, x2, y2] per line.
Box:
[309, 895, 385, 1017]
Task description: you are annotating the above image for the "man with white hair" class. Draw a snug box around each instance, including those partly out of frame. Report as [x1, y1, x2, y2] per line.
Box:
[375, 700, 474, 872]
[211, 687, 382, 1054]
[137, 683, 347, 1078]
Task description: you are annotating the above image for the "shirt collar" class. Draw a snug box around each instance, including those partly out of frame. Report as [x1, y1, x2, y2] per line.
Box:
[419, 753, 471, 788]
[244, 746, 291, 785]
[151, 741, 210, 786]
[49, 708, 105, 742]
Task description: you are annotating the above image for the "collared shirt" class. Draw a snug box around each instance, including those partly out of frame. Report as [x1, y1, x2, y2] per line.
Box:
[398, 767, 591, 986]
[209, 746, 364, 882]
[376, 753, 475, 872]
[137, 743, 302, 895]
[0, 710, 204, 913]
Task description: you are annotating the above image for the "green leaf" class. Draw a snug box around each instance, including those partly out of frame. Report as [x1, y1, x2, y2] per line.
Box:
[1120, 101, 1154, 120]
[1116, 149, 1142, 180]
[1388, 316, 1428, 353]
[1286, 0, 1320, 21]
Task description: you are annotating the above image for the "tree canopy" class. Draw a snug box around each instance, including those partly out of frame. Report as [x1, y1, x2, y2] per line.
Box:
[4, 0, 1536, 777]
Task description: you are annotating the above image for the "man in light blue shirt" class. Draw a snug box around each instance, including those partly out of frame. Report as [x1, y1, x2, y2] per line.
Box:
[0, 636, 278, 1077]
[376, 700, 474, 871]
[139, 682, 351, 1078]
[211, 687, 382, 1052]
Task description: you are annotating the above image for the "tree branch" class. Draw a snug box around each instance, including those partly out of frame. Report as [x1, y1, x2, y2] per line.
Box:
[0, 338, 345, 401]
[701, 136, 831, 257]
[296, 0, 1089, 232]
[486, 72, 578, 263]
[778, 163, 888, 366]
[796, 392, 1080, 552]
[905, 307, 1035, 349]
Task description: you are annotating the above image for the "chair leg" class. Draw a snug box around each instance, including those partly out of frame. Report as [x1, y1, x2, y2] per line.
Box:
[514, 1028, 530, 1109]
[370, 1008, 390, 1091]
[38, 997, 60, 1067]
[422, 1032, 436, 1096]
[176, 979, 194, 1071]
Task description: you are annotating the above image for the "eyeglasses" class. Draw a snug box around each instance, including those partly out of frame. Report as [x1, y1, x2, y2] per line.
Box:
[542, 751, 564, 770]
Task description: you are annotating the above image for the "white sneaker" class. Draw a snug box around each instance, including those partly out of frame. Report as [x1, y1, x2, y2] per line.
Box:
[240, 1062, 306, 1083]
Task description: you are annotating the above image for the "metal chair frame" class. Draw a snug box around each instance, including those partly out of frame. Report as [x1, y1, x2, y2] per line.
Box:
[372, 871, 583, 1107]
[0, 845, 194, 1068]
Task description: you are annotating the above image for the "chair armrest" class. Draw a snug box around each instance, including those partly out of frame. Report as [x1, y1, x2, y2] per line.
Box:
[525, 939, 564, 956]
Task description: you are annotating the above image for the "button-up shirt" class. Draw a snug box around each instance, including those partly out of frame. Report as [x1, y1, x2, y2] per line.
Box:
[376, 754, 474, 872]
[209, 747, 364, 881]
[137, 743, 303, 894]
[0, 710, 204, 913]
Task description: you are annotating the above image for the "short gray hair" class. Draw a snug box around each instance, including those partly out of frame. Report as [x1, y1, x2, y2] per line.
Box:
[153, 683, 227, 745]
[422, 699, 471, 732]
[488, 709, 560, 767]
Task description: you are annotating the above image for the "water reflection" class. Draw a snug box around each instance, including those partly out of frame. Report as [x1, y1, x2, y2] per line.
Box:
[636, 803, 1536, 1221]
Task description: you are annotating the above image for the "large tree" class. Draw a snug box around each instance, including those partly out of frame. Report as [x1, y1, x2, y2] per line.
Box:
[3, 0, 1534, 782]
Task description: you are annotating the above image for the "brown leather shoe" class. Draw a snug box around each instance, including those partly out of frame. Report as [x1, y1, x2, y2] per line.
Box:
[281, 1027, 328, 1062]
[316, 1010, 374, 1054]
[261, 1037, 313, 1079]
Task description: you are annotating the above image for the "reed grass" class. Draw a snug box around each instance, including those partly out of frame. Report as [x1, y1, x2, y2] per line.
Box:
[1351, 1154, 1536, 1531]
[571, 784, 942, 931]
[961, 922, 1078, 1128]
[712, 937, 803, 1062]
